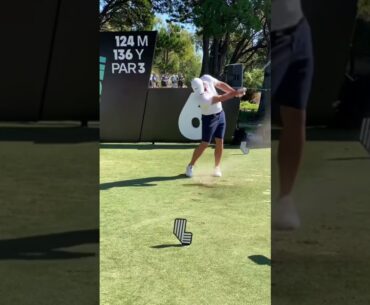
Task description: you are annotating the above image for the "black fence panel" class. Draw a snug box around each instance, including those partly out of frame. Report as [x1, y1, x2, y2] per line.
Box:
[41, 0, 99, 120]
[0, 1, 59, 120]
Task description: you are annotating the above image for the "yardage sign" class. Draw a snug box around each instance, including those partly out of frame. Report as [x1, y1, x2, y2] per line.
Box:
[100, 31, 157, 141]
[112, 35, 148, 74]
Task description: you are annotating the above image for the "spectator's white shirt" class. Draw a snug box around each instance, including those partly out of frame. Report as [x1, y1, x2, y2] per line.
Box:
[199, 74, 223, 115]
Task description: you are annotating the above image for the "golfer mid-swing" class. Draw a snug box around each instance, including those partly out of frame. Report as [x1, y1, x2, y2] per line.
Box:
[185, 75, 245, 177]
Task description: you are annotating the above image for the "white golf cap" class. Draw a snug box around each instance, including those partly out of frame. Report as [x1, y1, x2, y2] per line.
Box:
[191, 78, 204, 95]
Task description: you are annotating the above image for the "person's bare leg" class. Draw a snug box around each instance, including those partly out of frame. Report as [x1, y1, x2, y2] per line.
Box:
[278, 106, 306, 198]
[189, 142, 209, 166]
[272, 106, 305, 230]
[214, 138, 224, 167]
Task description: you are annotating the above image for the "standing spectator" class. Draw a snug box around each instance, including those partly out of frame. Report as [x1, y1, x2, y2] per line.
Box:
[171, 74, 178, 88]
[178, 74, 184, 88]
[149, 73, 155, 88]
[152, 73, 157, 88]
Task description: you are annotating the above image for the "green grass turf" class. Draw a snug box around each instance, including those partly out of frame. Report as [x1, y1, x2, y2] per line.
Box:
[100, 143, 271, 305]
[0, 125, 99, 305]
[271, 131, 370, 304]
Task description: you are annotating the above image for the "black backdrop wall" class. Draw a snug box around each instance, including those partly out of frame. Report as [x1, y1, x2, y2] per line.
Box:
[302, 0, 358, 124]
[140, 89, 240, 143]
[100, 32, 157, 141]
[99, 32, 241, 143]
[0, 0, 98, 121]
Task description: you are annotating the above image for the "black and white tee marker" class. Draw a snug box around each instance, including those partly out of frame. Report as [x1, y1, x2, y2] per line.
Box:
[173, 219, 193, 245]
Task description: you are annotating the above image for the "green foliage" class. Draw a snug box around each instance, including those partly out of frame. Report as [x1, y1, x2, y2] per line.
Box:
[155, 23, 186, 73]
[158, 0, 270, 77]
[100, 0, 269, 81]
[240, 101, 259, 112]
[358, 0, 370, 21]
[99, 0, 155, 31]
[180, 55, 202, 87]
[194, 0, 261, 38]
[153, 21, 201, 83]
[239, 101, 259, 126]
[244, 68, 264, 90]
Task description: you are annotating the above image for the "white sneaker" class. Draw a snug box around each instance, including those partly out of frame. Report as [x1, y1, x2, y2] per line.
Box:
[185, 165, 193, 177]
[240, 141, 249, 154]
[213, 166, 222, 177]
[272, 196, 300, 230]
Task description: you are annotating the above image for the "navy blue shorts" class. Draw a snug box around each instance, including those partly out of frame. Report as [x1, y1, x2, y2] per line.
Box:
[271, 18, 314, 109]
[201, 110, 226, 143]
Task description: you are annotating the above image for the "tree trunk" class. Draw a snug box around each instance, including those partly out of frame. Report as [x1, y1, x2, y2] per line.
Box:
[212, 38, 219, 77]
[219, 34, 229, 78]
[230, 38, 245, 64]
[209, 41, 214, 75]
[201, 35, 210, 75]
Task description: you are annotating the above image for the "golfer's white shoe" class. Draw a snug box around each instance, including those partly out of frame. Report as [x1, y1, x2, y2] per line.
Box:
[185, 165, 193, 177]
[240, 141, 249, 154]
[272, 196, 300, 230]
[213, 166, 222, 177]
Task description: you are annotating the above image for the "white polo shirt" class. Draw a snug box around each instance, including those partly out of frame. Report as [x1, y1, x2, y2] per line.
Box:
[199, 74, 223, 115]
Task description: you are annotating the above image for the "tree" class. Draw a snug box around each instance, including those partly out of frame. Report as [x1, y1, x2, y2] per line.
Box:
[244, 68, 264, 90]
[178, 41, 202, 87]
[155, 23, 187, 73]
[156, 0, 270, 78]
[99, 0, 155, 31]
[153, 21, 201, 83]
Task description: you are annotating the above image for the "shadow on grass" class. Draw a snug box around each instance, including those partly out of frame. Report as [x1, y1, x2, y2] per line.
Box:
[150, 244, 186, 249]
[0, 229, 98, 260]
[100, 174, 188, 189]
[248, 255, 271, 266]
